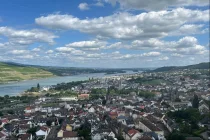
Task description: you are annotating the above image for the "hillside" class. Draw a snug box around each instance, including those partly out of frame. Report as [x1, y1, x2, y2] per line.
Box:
[3, 62, 149, 76]
[0, 62, 54, 84]
[152, 62, 210, 72]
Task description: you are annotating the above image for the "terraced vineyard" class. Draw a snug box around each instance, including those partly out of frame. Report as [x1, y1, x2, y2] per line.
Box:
[0, 62, 54, 83]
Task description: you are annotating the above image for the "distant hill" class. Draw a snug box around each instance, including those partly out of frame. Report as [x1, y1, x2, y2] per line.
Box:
[151, 62, 210, 72]
[3, 61, 150, 76]
[0, 62, 54, 84]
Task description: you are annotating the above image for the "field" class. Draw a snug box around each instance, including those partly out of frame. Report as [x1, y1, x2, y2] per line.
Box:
[0, 62, 54, 83]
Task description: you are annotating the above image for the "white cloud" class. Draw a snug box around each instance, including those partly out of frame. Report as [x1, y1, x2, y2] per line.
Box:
[130, 36, 207, 55]
[66, 40, 106, 50]
[8, 50, 29, 55]
[17, 55, 33, 59]
[0, 27, 58, 45]
[141, 52, 161, 57]
[158, 56, 169, 61]
[46, 50, 54, 54]
[104, 0, 209, 10]
[78, 3, 89, 10]
[171, 53, 184, 57]
[94, 1, 104, 7]
[35, 8, 209, 40]
[56, 47, 75, 52]
[32, 48, 41, 52]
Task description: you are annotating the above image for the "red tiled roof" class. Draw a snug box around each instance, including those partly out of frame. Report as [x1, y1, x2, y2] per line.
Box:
[127, 129, 138, 137]
[18, 133, 31, 140]
[109, 111, 118, 116]
[40, 126, 49, 132]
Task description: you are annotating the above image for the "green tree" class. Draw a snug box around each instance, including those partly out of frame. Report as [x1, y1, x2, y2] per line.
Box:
[37, 83, 40, 90]
[192, 94, 199, 108]
[7, 110, 14, 114]
[167, 132, 185, 140]
[46, 120, 52, 127]
[102, 99, 106, 106]
[27, 127, 38, 136]
[4, 95, 9, 99]
[0, 111, 3, 116]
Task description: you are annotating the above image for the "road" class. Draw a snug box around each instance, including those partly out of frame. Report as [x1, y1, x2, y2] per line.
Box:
[46, 126, 60, 140]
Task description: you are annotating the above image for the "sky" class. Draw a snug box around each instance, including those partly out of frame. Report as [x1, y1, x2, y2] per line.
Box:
[0, 0, 209, 68]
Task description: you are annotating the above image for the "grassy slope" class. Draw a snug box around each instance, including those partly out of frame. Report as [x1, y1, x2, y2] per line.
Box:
[0, 62, 54, 83]
[152, 62, 210, 72]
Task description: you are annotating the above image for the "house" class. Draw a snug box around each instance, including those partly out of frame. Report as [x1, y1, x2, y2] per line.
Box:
[78, 94, 89, 100]
[198, 102, 209, 114]
[18, 133, 32, 140]
[91, 133, 102, 140]
[0, 118, 9, 127]
[123, 128, 141, 140]
[161, 115, 179, 132]
[24, 107, 35, 114]
[59, 97, 78, 101]
[57, 130, 79, 140]
[36, 126, 50, 140]
[91, 129, 115, 140]
[136, 119, 164, 136]
[109, 111, 118, 119]
[0, 131, 8, 140]
[61, 124, 73, 131]
[88, 107, 95, 113]
[19, 124, 31, 134]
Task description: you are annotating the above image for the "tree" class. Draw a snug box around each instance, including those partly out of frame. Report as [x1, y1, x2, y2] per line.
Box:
[102, 99, 107, 106]
[4, 95, 9, 99]
[7, 110, 14, 115]
[58, 118, 64, 125]
[27, 127, 38, 136]
[0, 111, 3, 116]
[37, 83, 40, 90]
[46, 120, 52, 127]
[192, 94, 199, 108]
[167, 132, 185, 140]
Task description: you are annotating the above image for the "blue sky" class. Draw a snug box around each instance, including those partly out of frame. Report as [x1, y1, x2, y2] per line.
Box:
[0, 0, 209, 68]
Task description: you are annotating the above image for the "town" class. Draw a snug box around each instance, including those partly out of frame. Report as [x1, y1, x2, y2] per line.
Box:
[0, 68, 209, 140]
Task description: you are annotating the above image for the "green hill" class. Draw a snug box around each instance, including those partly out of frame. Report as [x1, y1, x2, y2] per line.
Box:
[0, 62, 54, 83]
[152, 62, 210, 72]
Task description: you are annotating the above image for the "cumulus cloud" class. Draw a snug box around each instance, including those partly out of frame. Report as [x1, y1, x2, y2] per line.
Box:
[46, 50, 54, 54]
[158, 56, 169, 61]
[35, 8, 208, 40]
[104, 0, 209, 10]
[141, 52, 161, 57]
[130, 36, 207, 55]
[0, 27, 58, 45]
[78, 3, 89, 10]
[65, 40, 106, 51]
[8, 50, 29, 55]
[32, 48, 41, 52]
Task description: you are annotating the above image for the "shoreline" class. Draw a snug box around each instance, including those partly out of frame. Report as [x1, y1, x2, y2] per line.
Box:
[0, 75, 57, 85]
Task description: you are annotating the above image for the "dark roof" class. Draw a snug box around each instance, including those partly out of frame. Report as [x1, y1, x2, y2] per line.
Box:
[140, 119, 162, 131]
[63, 131, 78, 138]
[186, 137, 203, 140]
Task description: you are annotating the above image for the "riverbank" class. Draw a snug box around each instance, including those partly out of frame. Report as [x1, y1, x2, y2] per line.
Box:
[0, 71, 139, 96]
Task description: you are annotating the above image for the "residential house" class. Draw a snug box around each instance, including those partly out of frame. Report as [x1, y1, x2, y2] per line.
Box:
[18, 133, 32, 140]
[78, 94, 89, 100]
[24, 107, 35, 114]
[57, 130, 79, 140]
[0, 131, 8, 140]
[36, 126, 50, 140]
[123, 128, 142, 140]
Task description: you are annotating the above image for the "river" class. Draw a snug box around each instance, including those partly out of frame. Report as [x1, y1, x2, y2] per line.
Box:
[0, 71, 139, 96]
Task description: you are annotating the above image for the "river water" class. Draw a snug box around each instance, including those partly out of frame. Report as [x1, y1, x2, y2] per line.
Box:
[0, 71, 139, 96]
